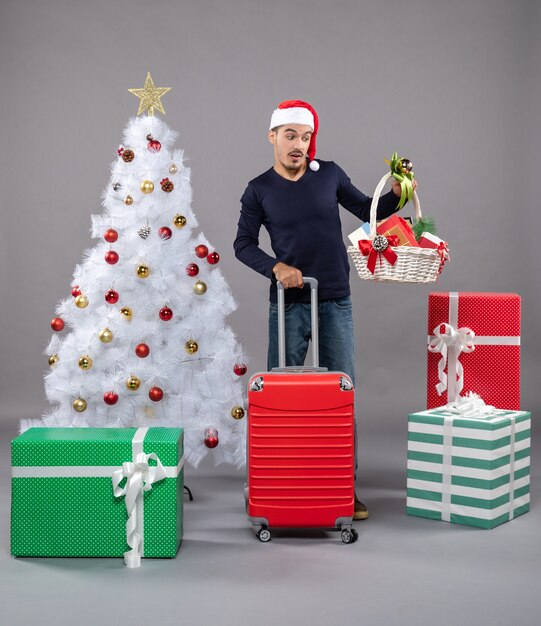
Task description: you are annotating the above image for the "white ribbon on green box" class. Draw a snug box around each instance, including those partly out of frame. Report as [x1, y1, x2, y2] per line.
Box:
[111, 427, 184, 568]
[439, 394, 515, 522]
[11, 427, 183, 567]
[427, 292, 521, 402]
[441, 417, 453, 522]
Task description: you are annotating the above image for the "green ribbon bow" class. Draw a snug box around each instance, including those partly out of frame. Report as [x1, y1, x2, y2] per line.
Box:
[386, 152, 415, 210]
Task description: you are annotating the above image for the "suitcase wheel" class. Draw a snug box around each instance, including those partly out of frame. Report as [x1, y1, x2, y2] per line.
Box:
[258, 528, 272, 543]
[341, 528, 358, 544]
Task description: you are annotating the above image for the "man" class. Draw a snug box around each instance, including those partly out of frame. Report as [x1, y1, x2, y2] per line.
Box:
[234, 100, 414, 520]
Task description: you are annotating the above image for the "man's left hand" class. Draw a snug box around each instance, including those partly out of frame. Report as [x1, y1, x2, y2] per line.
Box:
[392, 178, 418, 198]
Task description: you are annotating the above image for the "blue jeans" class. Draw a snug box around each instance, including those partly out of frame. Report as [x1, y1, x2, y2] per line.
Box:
[267, 296, 358, 477]
[267, 296, 355, 384]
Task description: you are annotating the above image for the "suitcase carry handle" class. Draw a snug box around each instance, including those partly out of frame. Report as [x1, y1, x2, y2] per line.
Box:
[276, 276, 322, 369]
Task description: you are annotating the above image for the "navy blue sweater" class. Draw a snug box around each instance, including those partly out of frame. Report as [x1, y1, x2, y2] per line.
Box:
[234, 160, 399, 303]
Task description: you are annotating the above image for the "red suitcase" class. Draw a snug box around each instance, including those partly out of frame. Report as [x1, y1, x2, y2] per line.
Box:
[246, 277, 357, 543]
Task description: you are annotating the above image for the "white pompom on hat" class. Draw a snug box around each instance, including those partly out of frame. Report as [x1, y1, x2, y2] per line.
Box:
[269, 100, 320, 171]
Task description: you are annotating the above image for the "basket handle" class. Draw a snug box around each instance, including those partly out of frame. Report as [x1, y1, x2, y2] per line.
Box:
[369, 172, 422, 239]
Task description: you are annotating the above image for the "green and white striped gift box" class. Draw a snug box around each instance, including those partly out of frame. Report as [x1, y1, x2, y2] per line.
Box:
[11, 427, 183, 563]
[407, 408, 531, 529]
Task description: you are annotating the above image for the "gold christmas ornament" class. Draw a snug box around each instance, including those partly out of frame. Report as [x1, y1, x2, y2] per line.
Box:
[120, 307, 133, 320]
[184, 339, 198, 354]
[231, 406, 245, 420]
[173, 214, 186, 228]
[126, 375, 141, 391]
[75, 294, 89, 309]
[169, 163, 178, 174]
[193, 280, 207, 295]
[99, 327, 113, 343]
[73, 398, 87, 413]
[128, 72, 171, 116]
[136, 264, 150, 279]
[124, 195, 134, 205]
[78, 355, 93, 370]
[48, 354, 59, 366]
[140, 180, 154, 194]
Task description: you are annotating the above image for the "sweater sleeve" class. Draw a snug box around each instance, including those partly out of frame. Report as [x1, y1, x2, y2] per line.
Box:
[233, 183, 277, 279]
[335, 162, 400, 222]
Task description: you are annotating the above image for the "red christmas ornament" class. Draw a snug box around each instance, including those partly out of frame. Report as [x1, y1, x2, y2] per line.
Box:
[149, 386, 164, 402]
[207, 251, 220, 265]
[159, 306, 173, 321]
[104, 229, 118, 243]
[186, 263, 199, 277]
[71, 285, 81, 297]
[204, 427, 219, 449]
[135, 343, 150, 358]
[105, 289, 119, 304]
[158, 226, 172, 240]
[234, 363, 247, 376]
[195, 244, 209, 258]
[51, 317, 65, 332]
[104, 391, 119, 406]
[105, 250, 119, 265]
[148, 139, 162, 153]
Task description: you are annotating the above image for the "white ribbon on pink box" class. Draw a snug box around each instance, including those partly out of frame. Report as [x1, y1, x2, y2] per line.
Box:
[427, 292, 520, 403]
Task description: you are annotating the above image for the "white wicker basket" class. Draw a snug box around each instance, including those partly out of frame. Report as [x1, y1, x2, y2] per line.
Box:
[348, 172, 446, 283]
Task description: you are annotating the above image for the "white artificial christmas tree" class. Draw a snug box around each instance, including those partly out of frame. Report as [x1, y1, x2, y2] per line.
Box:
[31, 74, 248, 467]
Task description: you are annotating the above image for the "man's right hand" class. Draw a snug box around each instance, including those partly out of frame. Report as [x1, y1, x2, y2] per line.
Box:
[273, 262, 304, 289]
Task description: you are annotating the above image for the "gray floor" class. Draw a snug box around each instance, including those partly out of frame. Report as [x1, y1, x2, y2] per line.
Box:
[1, 415, 539, 626]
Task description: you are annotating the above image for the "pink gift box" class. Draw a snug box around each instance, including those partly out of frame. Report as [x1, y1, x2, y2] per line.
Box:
[427, 292, 521, 410]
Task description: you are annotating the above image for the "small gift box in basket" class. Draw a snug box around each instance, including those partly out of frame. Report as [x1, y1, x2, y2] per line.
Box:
[348, 155, 449, 283]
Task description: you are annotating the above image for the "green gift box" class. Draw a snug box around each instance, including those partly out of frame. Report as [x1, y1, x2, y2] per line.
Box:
[11, 427, 183, 565]
[407, 407, 531, 529]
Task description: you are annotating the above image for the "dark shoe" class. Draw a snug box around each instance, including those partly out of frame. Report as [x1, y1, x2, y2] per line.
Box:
[353, 495, 369, 521]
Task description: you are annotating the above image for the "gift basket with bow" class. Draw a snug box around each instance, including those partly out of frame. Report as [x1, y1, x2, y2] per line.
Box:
[348, 154, 449, 283]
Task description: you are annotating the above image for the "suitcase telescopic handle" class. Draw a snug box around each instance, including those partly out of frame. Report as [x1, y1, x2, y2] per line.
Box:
[276, 276, 320, 369]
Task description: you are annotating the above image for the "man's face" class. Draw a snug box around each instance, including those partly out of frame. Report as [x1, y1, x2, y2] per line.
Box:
[268, 124, 313, 172]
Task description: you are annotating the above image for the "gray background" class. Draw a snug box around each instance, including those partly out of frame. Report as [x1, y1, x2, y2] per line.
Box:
[0, 1, 539, 625]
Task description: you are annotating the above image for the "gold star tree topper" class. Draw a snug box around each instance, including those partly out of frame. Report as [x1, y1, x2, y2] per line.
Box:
[128, 72, 171, 116]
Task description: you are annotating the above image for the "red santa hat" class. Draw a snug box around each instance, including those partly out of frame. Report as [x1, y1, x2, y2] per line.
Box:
[269, 100, 320, 171]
